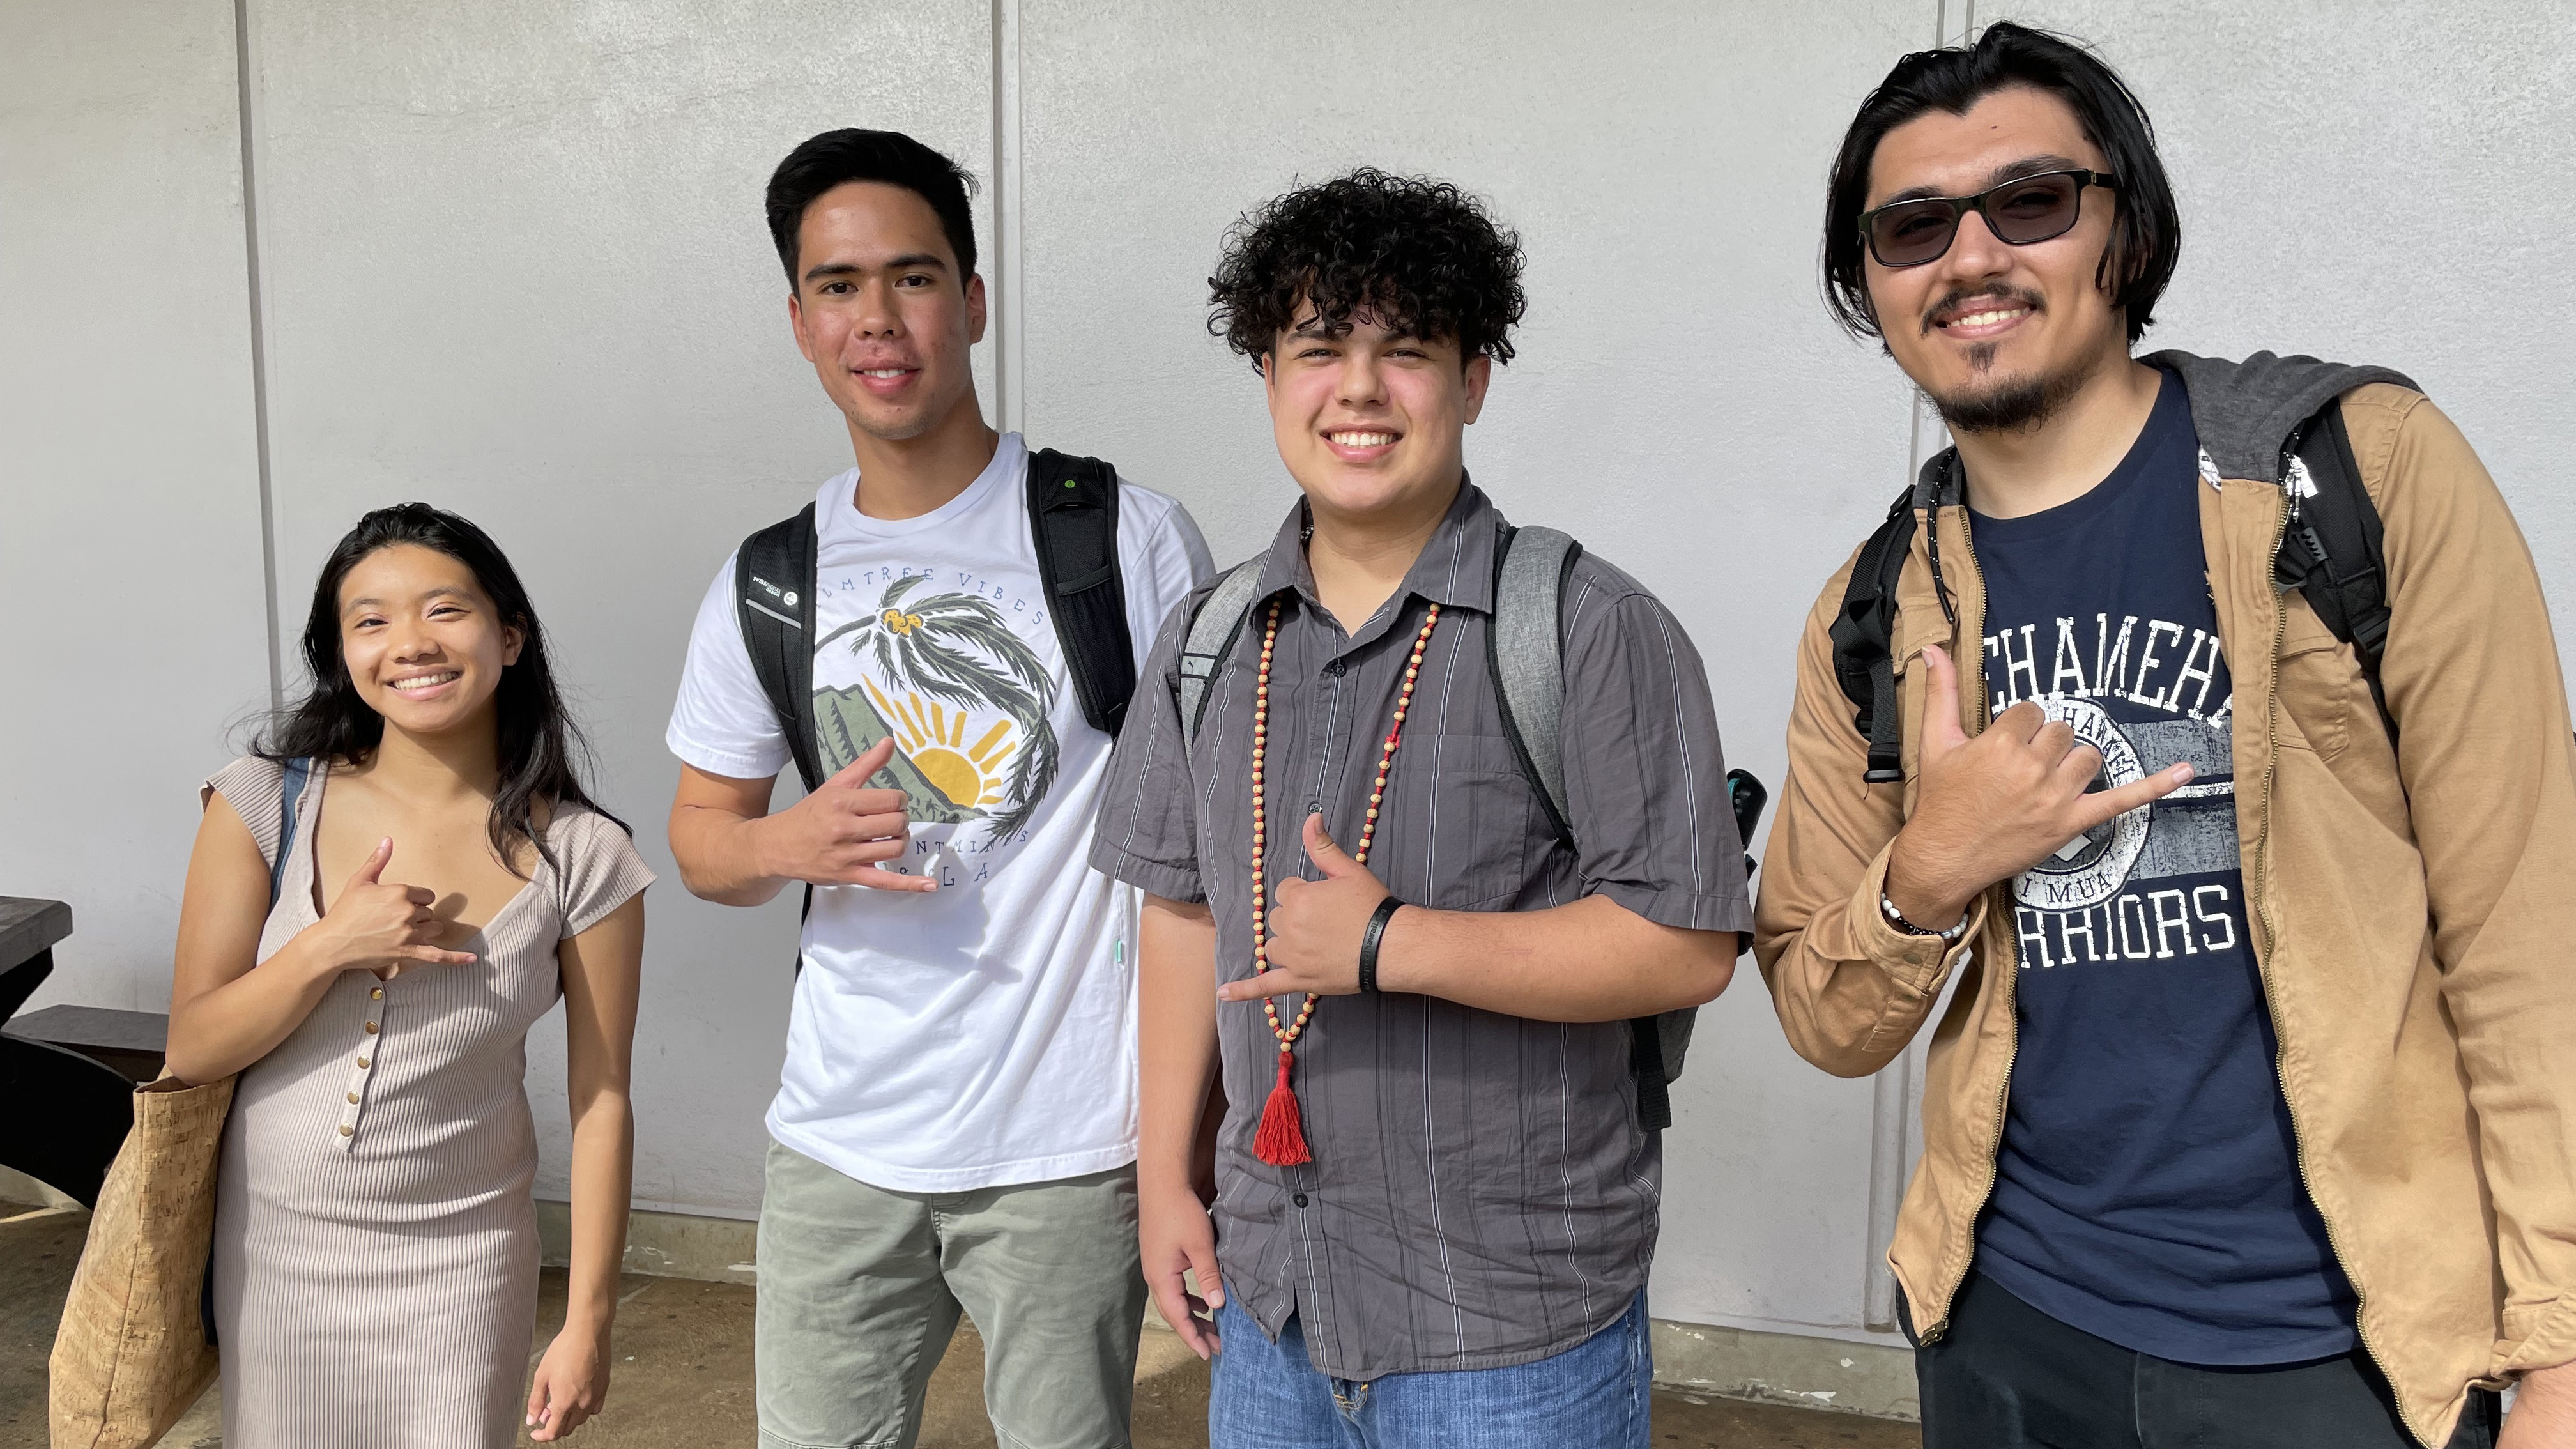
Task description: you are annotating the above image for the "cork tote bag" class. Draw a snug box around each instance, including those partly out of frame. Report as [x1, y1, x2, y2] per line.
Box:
[49, 1073, 234, 1449]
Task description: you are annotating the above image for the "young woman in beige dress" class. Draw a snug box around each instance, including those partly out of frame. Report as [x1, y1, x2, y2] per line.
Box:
[169, 503, 653, 1446]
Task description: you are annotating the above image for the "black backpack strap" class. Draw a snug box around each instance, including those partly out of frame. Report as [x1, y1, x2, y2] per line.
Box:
[1630, 1021, 1673, 1133]
[1027, 449, 1136, 736]
[734, 505, 822, 967]
[2274, 399, 2396, 737]
[1829, 488, 1921, 784]
[735, 504, 822, 794]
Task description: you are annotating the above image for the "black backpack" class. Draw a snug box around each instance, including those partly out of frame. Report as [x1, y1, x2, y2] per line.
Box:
[733, 448, 1140, 797]
[1830, 397, 2394, 781]
[1174, 519, 1770, 1131]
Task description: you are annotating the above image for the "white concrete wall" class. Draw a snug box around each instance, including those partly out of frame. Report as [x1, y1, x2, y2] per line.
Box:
[1, 1, 271, 1011]
[2007, 0, 2576, 630]
[7, 0, 2570, 1349]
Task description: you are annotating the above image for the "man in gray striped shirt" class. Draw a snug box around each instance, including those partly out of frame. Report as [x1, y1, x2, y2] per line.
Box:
[1092, 169, 1751, 1448]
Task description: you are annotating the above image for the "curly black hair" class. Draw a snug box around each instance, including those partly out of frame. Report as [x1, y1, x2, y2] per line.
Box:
[1208, 169, 1526, 371]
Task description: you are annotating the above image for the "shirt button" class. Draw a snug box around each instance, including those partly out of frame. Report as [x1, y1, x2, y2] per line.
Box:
[355, 1055, 370, 1068]
[337, 1124, 353, 1136]
[1328, 660, 1346, 677]
[1292, 1192, 1310, 1208]
[345, 1091, 359, 1105]
[370, 987, 384, 999]
[364, 1021, 380, 1034]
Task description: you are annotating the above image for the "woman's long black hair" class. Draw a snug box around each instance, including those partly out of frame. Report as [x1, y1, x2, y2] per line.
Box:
[256, 503, 626, 876]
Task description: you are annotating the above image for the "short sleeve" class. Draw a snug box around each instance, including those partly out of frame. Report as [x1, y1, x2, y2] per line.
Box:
[1088, 594, 1208, 903]
[1556, 564, 1754, 934]
[551, 810, 656, 939]
[1114, 480, 1216, 675]
[204, 755, 291, 869]
[666, 551, 796, 781]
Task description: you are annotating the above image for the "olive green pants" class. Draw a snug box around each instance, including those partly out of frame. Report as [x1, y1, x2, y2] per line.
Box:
[754, 1139, 1146, 1449]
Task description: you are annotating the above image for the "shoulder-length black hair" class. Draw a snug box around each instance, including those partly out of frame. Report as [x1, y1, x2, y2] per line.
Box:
[1821, 21, 2182, 346]
[256, 503, 625, 876]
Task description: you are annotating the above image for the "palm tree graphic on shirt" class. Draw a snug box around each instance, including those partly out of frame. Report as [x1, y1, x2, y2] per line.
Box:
[811, 574, 1060, 839]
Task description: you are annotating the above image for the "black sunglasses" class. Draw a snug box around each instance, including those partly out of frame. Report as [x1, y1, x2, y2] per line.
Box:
[1859, 169, 2119, 268]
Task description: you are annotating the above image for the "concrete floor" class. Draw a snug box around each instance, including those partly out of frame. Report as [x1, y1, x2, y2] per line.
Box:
[5, 1204, 1918, 1448]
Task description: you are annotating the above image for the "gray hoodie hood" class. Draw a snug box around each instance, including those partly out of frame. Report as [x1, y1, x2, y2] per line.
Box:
[1911, 349, 2418, 504]
[2142, 349, 2417, 484]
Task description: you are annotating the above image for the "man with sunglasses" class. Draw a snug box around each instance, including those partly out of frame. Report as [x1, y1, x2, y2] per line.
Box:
[1756, 22, 2576, 1449]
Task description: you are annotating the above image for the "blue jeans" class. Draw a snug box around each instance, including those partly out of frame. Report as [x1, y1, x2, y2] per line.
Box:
[1208, 1292, 1652, 1449]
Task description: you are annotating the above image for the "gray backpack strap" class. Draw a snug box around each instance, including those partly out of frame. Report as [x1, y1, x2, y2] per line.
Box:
[1491, 522, 1690, 1132]
[1489, 523, 1579, 850]
[1176, 560, 1269, 749]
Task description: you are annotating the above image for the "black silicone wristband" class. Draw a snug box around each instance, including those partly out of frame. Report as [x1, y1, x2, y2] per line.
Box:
[1358, 896, 1403, 994]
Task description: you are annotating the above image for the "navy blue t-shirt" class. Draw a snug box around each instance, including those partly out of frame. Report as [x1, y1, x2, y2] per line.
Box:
[1966, 371, 2356, 1365]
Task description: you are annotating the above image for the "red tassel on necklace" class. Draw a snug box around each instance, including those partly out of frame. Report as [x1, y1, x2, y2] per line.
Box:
[1242, 600, 1436, 1173]
[1252, 1046, 1312, 1166]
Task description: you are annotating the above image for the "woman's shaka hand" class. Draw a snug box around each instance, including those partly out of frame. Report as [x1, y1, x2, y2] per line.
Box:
[310, 838, 477, 977]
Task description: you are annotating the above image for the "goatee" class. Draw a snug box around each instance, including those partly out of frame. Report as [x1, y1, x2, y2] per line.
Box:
[1929, 348, 2096, 434]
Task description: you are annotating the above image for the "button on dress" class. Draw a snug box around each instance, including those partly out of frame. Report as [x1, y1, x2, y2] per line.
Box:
[203, 756, 654, 1448]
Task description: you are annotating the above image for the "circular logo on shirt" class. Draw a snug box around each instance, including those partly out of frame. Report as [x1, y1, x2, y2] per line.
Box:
[2012, 695, 2151, 912]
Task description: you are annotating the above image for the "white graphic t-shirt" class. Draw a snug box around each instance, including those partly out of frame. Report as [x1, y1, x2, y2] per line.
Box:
[668, 433, 1211, 1191]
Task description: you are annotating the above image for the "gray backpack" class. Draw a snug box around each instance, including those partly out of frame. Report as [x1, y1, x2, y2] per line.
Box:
[1175, 519, 1765, 1131]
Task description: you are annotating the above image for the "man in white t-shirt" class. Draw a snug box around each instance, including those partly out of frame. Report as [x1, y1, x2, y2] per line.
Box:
[664, 128, 1209, 1449]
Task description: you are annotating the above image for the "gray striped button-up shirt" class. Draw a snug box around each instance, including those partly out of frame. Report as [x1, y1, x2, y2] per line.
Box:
[1092, 483, 1751, 1380]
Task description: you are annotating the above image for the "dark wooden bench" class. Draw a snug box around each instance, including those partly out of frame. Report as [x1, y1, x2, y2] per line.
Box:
[0, 896, 73, 1018]
[8, 1004, 168, 1085]
[1, 896, 144, 1208]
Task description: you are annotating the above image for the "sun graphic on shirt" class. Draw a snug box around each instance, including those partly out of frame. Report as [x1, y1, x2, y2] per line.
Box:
[862, 678, 1020, 808]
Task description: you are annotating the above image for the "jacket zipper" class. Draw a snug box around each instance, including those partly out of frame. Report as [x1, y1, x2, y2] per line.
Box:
[1914, 503, 2014, 1346]
[2244, 471, 2412, 1439]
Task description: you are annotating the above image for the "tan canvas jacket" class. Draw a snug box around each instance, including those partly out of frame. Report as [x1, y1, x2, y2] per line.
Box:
[1754, 355, 2576, 1447]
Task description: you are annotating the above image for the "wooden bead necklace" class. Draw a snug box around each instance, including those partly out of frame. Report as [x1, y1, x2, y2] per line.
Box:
[1247, 596, 1442, 1167]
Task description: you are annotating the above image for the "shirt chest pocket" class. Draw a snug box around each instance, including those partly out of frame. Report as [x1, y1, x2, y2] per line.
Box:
[1368, 733, 1547, 910]
[2275, 595, 2358, 760]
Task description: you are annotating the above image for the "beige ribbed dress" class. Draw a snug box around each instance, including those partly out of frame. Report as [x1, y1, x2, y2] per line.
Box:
[204, 756, 653, 1448]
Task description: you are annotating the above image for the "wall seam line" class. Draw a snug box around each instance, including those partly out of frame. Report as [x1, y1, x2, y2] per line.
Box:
[991, 0, 1025, 435]
[1861, 0, 1961, 1337]
[233, 0, 282, 710]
